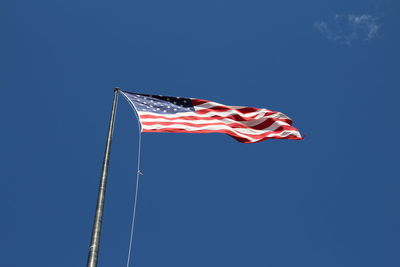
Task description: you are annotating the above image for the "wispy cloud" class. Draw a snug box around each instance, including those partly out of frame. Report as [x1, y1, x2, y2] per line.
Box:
[315, 14, 380, 45]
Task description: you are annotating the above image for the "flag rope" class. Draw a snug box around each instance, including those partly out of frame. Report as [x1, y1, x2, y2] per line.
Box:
[126, 130, 143, 267]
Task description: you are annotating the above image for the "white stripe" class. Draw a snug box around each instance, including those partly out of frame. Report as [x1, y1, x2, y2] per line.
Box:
[193, 101, 252, 110]
[141, 121, 299, 136]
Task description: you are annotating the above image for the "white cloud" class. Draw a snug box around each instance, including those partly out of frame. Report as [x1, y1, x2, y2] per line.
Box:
[315, 14, 380, 45]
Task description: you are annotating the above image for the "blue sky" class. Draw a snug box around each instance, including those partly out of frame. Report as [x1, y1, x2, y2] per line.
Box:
[1, 0, 400, 266]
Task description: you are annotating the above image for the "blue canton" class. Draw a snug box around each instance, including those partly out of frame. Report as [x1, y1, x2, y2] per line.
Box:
[124, 92, 195, 114]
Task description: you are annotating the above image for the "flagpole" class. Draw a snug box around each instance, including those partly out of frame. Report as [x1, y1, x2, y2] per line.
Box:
[87, 88, 119, 267]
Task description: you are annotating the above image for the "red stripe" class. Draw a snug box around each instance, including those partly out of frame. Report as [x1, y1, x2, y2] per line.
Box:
[235, 107, 263, 113]
[196, 106, 233, 112]
[191, 99, 208, 105]
[140, 119, 294, 131]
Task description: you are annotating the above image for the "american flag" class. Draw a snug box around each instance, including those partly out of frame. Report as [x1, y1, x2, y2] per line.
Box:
[121, 91, 302, 143]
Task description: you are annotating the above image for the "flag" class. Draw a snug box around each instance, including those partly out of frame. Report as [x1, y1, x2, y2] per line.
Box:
[120, 91, 302, 143]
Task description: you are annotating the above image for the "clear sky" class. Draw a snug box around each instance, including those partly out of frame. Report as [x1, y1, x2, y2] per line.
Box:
[1, 0, 400, 266]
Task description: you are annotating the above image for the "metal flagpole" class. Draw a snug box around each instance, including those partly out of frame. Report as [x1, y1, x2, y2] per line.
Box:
[87, 88, 119, 267]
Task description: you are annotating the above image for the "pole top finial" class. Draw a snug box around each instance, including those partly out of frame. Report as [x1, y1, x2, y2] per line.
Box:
[114, 87, 120, 93]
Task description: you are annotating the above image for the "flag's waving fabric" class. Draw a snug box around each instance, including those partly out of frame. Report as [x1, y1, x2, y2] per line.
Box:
[121, 91, 302, 143]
